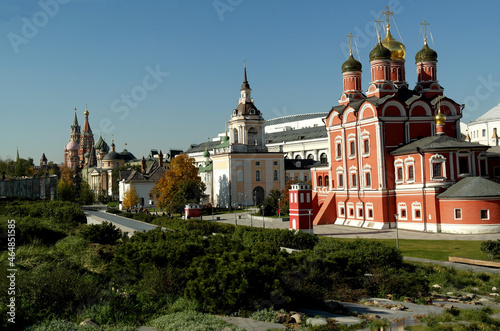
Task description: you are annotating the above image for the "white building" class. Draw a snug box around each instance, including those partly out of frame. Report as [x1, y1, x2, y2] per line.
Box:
[465, 102, 500, 146]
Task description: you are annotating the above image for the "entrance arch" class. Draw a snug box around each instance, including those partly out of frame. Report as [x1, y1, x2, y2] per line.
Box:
[253, 186, 265, 205]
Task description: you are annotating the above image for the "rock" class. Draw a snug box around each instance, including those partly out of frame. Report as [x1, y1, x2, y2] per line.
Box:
[325, 301, 344, 312]
[291, 313, 303, 324]
[396, 303, 407, 310]
[306, 317, 328, 326]
[386, 294, 393, 300]
[366, 314, 381, 320]
[489, 293, 499, 297]
[79, 318, 99, 327]
[403, 297, 414, 303]
[373, 300, 380, 305]
[493, 287, 498, 291]
[443, 304, 454, 310]
[432, 284, 442, 289]
[446, 292, 455, 296]
[275, 311, 292, 324]
[472, 287, 480, 292]
[479, 298, 491, 303]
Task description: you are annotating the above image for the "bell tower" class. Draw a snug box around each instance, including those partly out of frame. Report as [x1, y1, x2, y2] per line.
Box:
[228, 63, 266, 148]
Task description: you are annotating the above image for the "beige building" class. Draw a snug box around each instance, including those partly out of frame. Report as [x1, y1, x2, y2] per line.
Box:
[187, 66, 331, 206]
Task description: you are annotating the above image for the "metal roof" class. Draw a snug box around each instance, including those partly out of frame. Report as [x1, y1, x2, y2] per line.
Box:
[391, 135, 487, 155]
[438, 177, 500, 199]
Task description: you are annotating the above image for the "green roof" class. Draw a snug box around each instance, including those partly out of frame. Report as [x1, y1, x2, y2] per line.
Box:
[342, 54, 362, 73]
[369, 41, 391, 61]
[391, 135, 487, 155]
[415, 43, 438, 63]
[438, 177, 500, 199]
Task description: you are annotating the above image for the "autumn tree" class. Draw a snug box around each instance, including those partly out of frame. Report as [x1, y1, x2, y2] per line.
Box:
[58, 165, 76, 201]
[122, 185, 139, 210]
[151, 154, 205, 213]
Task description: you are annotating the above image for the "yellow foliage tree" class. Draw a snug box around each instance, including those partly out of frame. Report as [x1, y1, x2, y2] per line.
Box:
[151, 154, 205, 213]
[122, 185, 139, 210]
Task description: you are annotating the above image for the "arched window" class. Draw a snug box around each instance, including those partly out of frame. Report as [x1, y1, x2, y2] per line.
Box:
[255, 170, 261, 182]
[320, 153, 327, 164]
[307, 154, 314, 160]
[365, 172, 371, 187]
[233, 128, 239, 144]
[248, 127, 258, 145]
[273, 170, 279, 181]
[324, 176, 329, 187]
[318, 176, 323, 187]
[295, 155, 302, 160]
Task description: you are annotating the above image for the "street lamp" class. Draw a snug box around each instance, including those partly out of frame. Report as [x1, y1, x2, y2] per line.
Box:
[278, 197, 281, 219]
[308, 209, 313, 235]
[394, 213, 399, 249]
[261, 205, 265, 229]
[234, 203, 237, 226]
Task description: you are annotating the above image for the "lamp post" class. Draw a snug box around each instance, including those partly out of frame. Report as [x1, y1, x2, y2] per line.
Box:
[234, 203, 237, 226]
[308, 209, 313, 235]
[278, 197, 281, 220]
[394, 213, 399, 249]
[261, 205, 265, 229]
[211, 202, 214, 222]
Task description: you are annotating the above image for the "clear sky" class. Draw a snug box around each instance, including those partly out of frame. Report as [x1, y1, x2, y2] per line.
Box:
[1, 0, 499, 163]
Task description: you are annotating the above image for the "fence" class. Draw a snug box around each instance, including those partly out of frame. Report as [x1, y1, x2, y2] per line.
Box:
[0, 175, 58, 200]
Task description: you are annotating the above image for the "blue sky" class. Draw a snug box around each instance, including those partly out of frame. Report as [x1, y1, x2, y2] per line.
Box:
[1, 0, 499, 163]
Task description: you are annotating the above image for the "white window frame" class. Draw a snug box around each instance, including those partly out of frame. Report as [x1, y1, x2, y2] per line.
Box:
[454, 208, 462, 220]
[335, 136, 343, 161]
[404, 157, 415, 183]
[480, 209, 489, 220]
[394, 158, 404, 184]
[412, 202, 422, 221]
[365, 202, 374, 220]
[338, 202, 345, 216]
[430, 154, 446, 181]
[361, 131, 370, 157]
[398, 202, 408, 220]
[363, 165, 372, 188]
[347, 134, 356, 159]
[336, 167, 344, 189]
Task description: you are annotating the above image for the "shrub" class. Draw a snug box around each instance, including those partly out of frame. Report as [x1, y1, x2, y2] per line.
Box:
[185, 240, 292, 314]
[232, 226, 319, 251]
[149, 310, 245, 331]
[78, 222, 123, 245]
[481, 240, 500, 260]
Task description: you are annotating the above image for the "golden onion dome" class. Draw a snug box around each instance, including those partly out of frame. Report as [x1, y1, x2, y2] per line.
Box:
[381, 25, 406, 61]
[434, 111, 446, 125]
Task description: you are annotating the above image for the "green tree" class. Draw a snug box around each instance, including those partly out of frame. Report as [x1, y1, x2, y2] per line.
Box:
[78, 180, 94, 205]
[151, 154, 205, 213]
[14, 158, 32, 177]
[262, 189, 282, 216]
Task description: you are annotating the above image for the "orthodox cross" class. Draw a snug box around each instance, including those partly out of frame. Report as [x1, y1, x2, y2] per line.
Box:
[381, 6, 394, 26]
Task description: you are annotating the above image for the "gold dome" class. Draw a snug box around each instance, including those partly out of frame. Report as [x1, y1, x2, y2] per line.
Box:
[381, 25, 406, 61]
[434, 111, 446, 125]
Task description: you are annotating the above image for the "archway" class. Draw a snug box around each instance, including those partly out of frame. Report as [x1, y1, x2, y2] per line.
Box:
[253, 186, 265, 205]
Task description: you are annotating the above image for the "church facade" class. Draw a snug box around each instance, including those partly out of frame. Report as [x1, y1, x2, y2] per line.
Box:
[309, 10, 500, 234]
[193, 66, 285, 208]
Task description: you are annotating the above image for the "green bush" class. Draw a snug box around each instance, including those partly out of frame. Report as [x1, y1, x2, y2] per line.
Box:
[0, 218, 67, 246]
[232, 226, 318, 250]
[185, 239, 292, 314]
[0, 200, 86, 229]
[78, 222, 123, 245]
[149, 310, 245, 331]
[481, 240, 500, 260]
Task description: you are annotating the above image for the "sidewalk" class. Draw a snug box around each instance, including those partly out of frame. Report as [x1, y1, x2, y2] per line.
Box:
[211, 212, 500, 241]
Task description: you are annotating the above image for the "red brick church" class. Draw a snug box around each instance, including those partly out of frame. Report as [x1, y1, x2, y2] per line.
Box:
[310, 9, 500, 233]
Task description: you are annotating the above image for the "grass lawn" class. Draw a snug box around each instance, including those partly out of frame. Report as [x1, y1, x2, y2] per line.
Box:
[335, 238, 497, 262]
